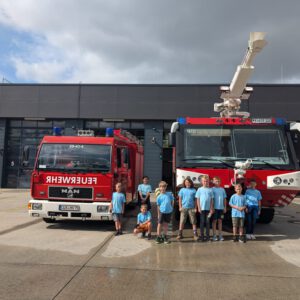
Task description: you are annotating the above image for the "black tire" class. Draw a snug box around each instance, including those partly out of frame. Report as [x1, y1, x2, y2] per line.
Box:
[258, 208, 275, 224]
[43, 217, 56, 223]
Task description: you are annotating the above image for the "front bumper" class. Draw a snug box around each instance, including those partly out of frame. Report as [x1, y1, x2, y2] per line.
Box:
[28, 199, 112, 221]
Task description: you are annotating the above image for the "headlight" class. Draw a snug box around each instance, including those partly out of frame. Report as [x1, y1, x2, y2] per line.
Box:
[31, 203, 43, 210]
[97, 205, 109, 213]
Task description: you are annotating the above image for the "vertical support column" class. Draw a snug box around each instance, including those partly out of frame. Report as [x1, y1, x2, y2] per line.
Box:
[0, 119, 6, 187]
[144, 121, 163, 189]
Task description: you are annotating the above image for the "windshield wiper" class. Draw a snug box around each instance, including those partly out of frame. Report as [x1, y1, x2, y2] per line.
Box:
[182, 157, 234, 168]
[250, 159, 282, 170]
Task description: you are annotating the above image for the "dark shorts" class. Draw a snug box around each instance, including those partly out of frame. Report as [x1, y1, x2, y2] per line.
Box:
[158, 213, 172, 224]
[213, 209, 224, 220]
[138, 194, 151, 210]
[112, 213, 122, 222]
[232, 217, 244, 228]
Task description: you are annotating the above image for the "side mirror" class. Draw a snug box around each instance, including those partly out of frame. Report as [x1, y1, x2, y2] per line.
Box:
[168, 133, 176, 147]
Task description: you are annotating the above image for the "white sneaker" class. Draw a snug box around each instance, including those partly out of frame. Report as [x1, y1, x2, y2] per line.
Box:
[251, 234, 256, 240]
[246, 234, 252, 240]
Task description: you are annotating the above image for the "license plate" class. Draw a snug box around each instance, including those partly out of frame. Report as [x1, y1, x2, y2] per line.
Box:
[101, 216, 109, 220]
[59, 205, 80, 211]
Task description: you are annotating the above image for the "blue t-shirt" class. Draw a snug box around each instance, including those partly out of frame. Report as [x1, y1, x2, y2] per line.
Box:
[212, 187, 227, 210]
[229, 194, 246, 218]
[137, 211, 152, 224]
[157, 192, 174, 214]
[245, 188, 262, 207]
[196, 187, 214, 211]
[138, 184, 152, 196]
[178, 187, 196, 209]
[111, 192, 126, 213]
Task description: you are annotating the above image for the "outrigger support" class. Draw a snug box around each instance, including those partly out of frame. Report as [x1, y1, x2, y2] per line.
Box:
[214, 32, 267, 118]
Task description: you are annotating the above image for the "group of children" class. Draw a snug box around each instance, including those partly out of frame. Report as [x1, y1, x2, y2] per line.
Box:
[109, 175, 262, 243]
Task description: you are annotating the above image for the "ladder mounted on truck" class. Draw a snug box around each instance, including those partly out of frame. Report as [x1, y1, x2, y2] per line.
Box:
[214, 32, 267, 118]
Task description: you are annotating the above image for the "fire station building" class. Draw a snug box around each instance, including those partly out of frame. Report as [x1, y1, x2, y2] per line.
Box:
[0, 83, 299, 188]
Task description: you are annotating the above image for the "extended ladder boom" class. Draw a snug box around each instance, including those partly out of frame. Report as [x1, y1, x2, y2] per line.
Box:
[214, 32, 267, 117]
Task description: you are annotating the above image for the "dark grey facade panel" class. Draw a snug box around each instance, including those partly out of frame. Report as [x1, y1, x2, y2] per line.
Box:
[144, 121, 163, 188]
[0, 120, 6, 186]
[0, 84, 299, 120]
[38, 85, 80, 118]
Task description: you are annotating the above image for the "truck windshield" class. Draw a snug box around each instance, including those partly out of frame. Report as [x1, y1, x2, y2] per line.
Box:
[37, 143, 111, 172]
[183, 127, 290, 166]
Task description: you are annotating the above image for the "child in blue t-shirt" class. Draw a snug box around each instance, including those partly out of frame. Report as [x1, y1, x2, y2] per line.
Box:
[212, 176, 227, 241]
[137, 176, 152, 210]
[156, 181, 174, 244]
[133, 204, 152, 240]
[109, 182, 126, 236]
[245, 179, 262, 240]
[196, 175, 214, 242]
[229, 184, 246, 243]
[176, 178, 197, 241]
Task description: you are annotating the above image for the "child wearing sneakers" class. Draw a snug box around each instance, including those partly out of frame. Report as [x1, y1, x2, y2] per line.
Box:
[156, 181, 174, 244]
[176, 178, 198, 241]
[229, 184, 246, 243]
[109, 182, 126, 236]
[196, 175, 214, 242]
[133, 204, 152, 240]
[245, 179, 262, 240]
[212, 176, 227, 241]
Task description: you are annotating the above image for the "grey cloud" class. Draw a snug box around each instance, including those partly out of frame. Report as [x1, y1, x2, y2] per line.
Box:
[1, 0, 300, 83]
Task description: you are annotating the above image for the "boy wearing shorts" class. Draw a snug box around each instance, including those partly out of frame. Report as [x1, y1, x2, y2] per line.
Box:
[176, 178, 198, 241]
[134, 204, 152, 240]
[109, 182, 126, 236]
[229, 184, 246, 243]
[156, 181, 174, 244]
[212, 176, 227, 241]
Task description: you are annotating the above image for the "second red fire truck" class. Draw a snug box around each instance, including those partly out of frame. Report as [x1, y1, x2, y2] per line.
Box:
[28, 129, 143, 222]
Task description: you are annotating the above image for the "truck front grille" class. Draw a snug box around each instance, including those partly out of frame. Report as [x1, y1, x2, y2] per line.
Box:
[48, 186, 93, 200]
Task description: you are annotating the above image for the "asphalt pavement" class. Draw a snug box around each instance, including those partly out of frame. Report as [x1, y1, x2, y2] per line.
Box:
[0, 190, 299, 300]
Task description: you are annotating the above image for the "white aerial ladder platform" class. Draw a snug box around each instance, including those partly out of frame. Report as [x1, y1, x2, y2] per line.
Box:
[214, 32, 268, 118]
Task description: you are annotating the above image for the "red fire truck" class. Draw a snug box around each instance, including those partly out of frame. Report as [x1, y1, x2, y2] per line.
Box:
[169, 32, 300, 223]
[28, 129, 143, 222]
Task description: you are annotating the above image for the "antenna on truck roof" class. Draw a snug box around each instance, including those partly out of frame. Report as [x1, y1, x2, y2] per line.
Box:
[214, 32, 267, 118]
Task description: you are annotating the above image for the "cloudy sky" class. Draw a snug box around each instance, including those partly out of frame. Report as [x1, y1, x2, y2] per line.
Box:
[0, 0, 300, 84]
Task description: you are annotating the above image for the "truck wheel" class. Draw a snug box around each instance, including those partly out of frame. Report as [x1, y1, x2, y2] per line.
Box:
[258, 208, 275, 224]
[43, 217, 56, 223]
